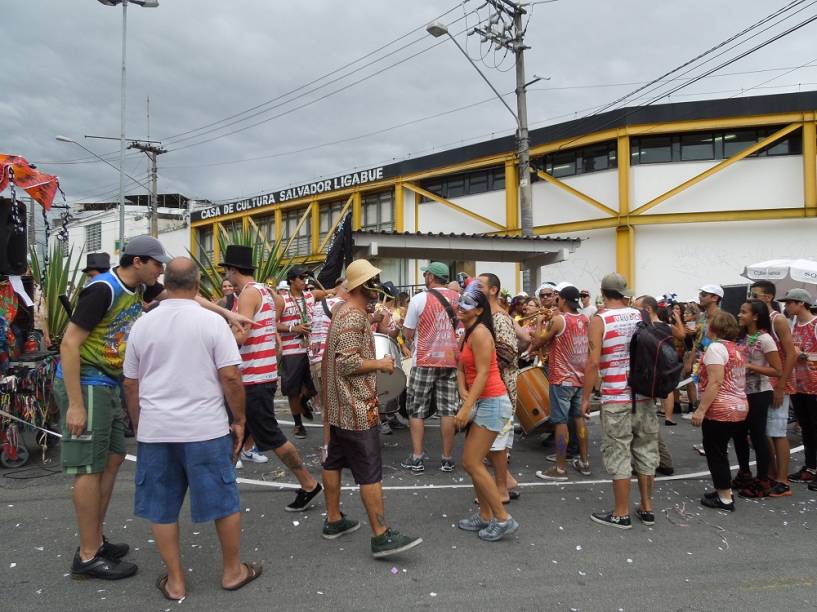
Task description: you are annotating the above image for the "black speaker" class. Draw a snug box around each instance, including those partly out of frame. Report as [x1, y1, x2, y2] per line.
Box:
[0, 197, 28, 275]
[721, 284, 749, 318]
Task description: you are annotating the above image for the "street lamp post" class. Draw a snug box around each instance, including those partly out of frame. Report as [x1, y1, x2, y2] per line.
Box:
[427, 16, 536, 290]
[96, 0, 159, 254]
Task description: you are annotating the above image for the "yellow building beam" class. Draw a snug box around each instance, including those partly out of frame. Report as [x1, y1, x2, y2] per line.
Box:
[525, 217, 619, 235]
[630, 122, 801, 216]
[505, 160, 519, 231]
[803, 120, 817, 217]
[403, 182, 506, 231]
[212, 223, 221, 266]
[247, 216, 274, 255]
[616, 225, 635, 284]
[394, 183, 405, 232]
[274, 208, 282, 243]
[317, 194, 354, 253]
[352, 192, 362, 230]
[615, 133, 634, 284]
[310, 200, 320, 255]
[535, 169, 617, 217]
[631, 207, 807, 226]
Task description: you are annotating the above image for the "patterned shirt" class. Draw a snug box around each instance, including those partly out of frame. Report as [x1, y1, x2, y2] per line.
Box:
[792, 317, 817, 394]
[492, 310, 518, 410]
[322, 301, 379, 431]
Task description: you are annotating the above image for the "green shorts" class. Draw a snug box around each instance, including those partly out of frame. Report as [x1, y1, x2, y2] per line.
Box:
[54, 378, 126, 475]
[600, 399, 659, 480]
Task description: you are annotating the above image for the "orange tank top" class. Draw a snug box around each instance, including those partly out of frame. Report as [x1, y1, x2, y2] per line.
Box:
[461, 333, 507, 399]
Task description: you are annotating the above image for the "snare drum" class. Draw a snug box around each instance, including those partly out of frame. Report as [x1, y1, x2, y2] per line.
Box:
[374, 333, 407, 410]
[516, 366, 551, 435]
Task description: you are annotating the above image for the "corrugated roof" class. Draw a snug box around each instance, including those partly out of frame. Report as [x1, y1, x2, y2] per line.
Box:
[353, 230, 578, 242]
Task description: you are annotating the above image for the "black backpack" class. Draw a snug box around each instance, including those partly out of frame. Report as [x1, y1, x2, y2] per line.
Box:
[627, 310, 683, 404]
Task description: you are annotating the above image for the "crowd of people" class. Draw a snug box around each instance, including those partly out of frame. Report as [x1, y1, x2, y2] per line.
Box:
[53, 235, 817, 602]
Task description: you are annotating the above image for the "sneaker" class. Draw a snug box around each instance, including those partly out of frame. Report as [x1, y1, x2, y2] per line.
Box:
[692, 443, 706, 456]
[322, 513, 360, 540]
[700, 495, 735, 512]
[590, 511, 632, 530]
[731, 469, 754, 489]
[571, 458, 591, 476]
[241, 447, 270, 464]
[400, 455, 424, 473]
[703, 490, 720, 500]
[440, 458, 455, 473]
[656, 465, 675, 476]
[477, 516, 520, 541]
[98, 536, 129, 561]
[739, 478, 771, 499]
[664, 419, 677, 426]
[788, 466, 817, 483]
[535, 466, 568, 481]
[457, 513, 491, 532]
[285, 483, 323, 512]
[235, 459, 244, 469]
[71, 549, 138, 581]
[387, 416, 406, 430]
[293, 425, 307, 439]
[768, 481, 793, 497]
[371, 528, 422, 558]
[682, 412, 694, 420]
[379, 421, 393, 435]
[635, 508, 655, 526]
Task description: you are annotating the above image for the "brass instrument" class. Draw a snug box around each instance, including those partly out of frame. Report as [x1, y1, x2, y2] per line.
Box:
[516, 308, 555, 324]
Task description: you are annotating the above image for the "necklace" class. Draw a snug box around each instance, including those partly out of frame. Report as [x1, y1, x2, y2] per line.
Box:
[746, 330, 761, 348]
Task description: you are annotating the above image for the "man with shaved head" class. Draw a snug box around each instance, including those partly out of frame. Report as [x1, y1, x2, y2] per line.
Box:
[123, 257, 261, 599]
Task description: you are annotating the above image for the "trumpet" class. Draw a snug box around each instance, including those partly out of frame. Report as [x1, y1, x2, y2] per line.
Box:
[516, 308, 555, 324]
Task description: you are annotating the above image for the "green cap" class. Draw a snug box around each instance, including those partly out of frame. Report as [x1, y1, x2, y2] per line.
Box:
[421, 261, 450, 279]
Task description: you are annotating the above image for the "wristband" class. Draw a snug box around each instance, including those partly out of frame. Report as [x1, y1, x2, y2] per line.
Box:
[288, 322, 294, 333]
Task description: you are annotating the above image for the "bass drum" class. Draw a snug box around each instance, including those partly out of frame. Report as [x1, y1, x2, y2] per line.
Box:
[516, 366, 551, 435]
[374, 333, 406, 412]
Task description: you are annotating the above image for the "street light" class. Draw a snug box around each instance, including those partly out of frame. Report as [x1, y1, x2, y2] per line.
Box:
[55, 136, 153, 191]
[96, 0, 159, 254]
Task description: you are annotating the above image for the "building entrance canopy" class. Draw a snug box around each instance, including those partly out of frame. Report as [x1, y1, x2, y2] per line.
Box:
[352, 231, 581, 289]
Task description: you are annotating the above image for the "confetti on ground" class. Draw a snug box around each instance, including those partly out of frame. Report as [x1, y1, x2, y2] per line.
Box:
[391, 567, 399, 575]
[10, 563, 17, 568]
[430, 593, 437, 597]
[293, 521, 300, 527]
[576, 545, 582, 551]
[626, 558, 633, 564]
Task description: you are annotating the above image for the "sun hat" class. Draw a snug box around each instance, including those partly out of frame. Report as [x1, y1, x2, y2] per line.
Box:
[345, 259, 382, 291]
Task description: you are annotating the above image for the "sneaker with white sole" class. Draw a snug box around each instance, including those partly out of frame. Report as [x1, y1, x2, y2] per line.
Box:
[241, 447, 269, 464]
[590, 511, 632, 530]
[477, 516, 519, 541]
[535, 466, 568, 481]
[571, 458, 592, 476]
[458, 513, 490, 532]
[234, 459, 244, 470]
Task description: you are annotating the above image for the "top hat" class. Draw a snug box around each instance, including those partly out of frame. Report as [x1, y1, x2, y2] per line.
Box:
[82, 252, 111, 273]
[219, 245, 255, 271]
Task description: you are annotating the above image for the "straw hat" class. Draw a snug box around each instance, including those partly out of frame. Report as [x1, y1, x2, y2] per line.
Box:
[345, 259, 381, 291]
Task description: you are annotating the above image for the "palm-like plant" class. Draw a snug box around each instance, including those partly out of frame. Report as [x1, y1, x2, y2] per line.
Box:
[188, 223, 291, 300]
[29, 243, 86, 347]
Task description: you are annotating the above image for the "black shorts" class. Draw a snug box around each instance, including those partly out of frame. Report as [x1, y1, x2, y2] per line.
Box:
[280, 353, 316, 397]
[244, 382, 288, 451]
[323, 425, 382, 485]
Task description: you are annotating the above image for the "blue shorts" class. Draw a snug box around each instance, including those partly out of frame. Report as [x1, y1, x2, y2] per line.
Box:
[473, 395, 513, 433]
[766, 394, 789, 438]
[549, 384, 582, 424]
[135, 434, 240, 524]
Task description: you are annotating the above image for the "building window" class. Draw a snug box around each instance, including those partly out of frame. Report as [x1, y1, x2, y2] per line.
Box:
[319, 200, 347, 244]
[420, 166, 505, 202]
[253, 215, 275, 255]
[197, 226, 214, 262]
[85, 222, 102, 252]
[60, 239, 70, 257]
[722, 129, 758, 157]
[361, 190, 394, 231]
[635, 136, 673, 164]
[535, 141, 617, 179]
[282, 208, 311, 257]
[680, 132, 715, 161]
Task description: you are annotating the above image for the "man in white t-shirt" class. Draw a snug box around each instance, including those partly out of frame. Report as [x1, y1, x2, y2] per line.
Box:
[123, 258, 261, 600]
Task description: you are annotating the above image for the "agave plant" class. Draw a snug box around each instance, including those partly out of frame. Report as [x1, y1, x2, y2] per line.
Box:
[29, 243, 86, 347]
[188, 223, 291, 300]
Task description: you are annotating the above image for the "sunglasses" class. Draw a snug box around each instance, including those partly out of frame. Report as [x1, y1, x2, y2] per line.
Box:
[539, 292, 554, 298]
[698, 291, 713, 297]
[580, 292, 590, 298]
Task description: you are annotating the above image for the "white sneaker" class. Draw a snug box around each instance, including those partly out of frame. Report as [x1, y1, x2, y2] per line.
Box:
[682, 413, 693, 420]
[235, 459, 244, 469]
[241, 447, 269, 464]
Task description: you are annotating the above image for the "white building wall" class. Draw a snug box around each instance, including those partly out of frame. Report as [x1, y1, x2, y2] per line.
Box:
[532, 169, 620, 225]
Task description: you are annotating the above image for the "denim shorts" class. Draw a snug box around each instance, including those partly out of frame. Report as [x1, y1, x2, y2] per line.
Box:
[549, 384, 583, 425]
[473, 395, 513, 433]
[766, 394, 789, 438]
[135, 434, 239, 524]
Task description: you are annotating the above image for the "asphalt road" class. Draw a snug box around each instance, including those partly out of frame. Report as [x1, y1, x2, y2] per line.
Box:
[1, 405, 814, 612]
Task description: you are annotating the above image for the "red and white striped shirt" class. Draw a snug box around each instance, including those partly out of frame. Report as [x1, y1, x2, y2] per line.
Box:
[232, 282, 278, 385]
[598, 307, 642, 404]
[279, 290, 315, 356]
[549, 312, 589, 387]
[309, 296, 344, 365]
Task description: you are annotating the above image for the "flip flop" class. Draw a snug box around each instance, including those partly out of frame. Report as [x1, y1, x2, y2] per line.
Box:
[508, 489, 521, 500]
[156, 574, 186, 602]
[223, 562, 263, 591]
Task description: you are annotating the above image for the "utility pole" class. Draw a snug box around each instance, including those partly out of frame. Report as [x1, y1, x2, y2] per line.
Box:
[128, 141, 166, 237]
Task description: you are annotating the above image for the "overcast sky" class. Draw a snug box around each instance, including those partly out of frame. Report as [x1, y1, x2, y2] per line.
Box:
[5, 0, 817, 207]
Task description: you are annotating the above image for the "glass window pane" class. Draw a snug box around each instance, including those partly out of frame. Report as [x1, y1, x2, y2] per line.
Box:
[551, 151, 576, 178]
[638, 136, 672, 164]
[582, 145, 610, 173]
[680, 133, 715, 161]
[468, 172, 488, 194]
[446, 178, 465, 197]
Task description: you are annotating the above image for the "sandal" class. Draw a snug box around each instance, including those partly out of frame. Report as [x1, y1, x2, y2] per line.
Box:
[156, 574, 186, 602]
[508, 489, 521, 500]
[223, 562, 263, 591]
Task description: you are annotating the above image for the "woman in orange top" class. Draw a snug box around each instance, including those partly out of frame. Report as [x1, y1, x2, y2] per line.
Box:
[454, 283, 517, 542]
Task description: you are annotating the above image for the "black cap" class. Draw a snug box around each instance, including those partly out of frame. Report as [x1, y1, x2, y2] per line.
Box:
[82, 252, 111, 273]
[559, 285, 581, 308]
[286, 265, 310, 281]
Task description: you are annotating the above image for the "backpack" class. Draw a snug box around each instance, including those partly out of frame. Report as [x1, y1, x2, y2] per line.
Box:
[627, 310, 683, 405]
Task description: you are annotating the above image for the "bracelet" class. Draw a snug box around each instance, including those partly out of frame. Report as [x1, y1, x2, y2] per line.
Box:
[288, 322, 294, 333]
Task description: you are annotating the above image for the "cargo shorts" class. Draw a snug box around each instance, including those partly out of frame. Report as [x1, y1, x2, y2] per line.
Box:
[54, 378, 126, 475]
[600, 399, 659, 479]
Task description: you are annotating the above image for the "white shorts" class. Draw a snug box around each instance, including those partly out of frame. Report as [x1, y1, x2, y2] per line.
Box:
[766, 394, 790, 438]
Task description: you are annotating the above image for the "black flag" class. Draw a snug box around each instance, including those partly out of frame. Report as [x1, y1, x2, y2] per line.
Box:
[318, 212, 354, 288]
